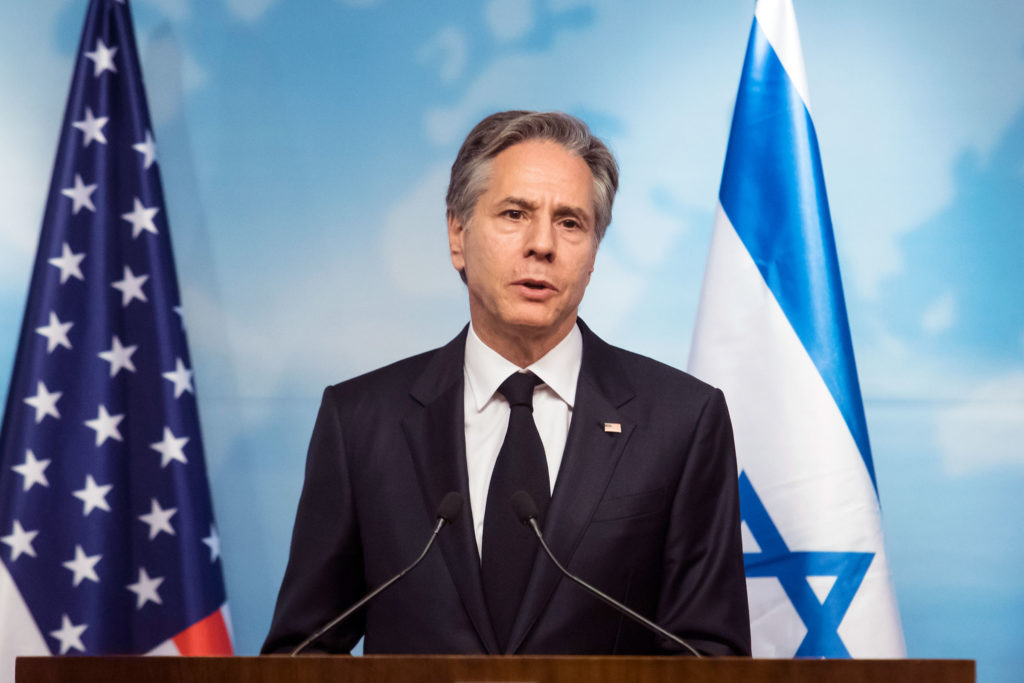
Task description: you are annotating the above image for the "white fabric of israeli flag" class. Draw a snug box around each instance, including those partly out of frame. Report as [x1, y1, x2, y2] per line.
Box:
[689, 0, 906, 657]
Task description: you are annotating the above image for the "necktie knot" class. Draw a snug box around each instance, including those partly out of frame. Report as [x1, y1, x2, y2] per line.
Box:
[498, 371, 541, 409]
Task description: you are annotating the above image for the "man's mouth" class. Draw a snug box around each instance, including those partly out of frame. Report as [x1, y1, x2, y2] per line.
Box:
[515, 279, 555, 291]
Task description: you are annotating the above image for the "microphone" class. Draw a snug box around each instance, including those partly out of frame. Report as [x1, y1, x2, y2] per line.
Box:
[511, 491, 703, 658]
[289, 491, 464, 655]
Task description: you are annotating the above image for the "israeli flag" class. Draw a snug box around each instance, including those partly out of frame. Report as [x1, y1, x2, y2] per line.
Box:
[689, 0, 905, 657]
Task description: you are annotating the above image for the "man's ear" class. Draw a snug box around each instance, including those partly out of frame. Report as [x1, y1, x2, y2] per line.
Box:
[447, 211, 466, 273]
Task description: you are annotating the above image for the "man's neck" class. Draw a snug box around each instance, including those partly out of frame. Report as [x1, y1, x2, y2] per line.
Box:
[471, 317, 578, 368]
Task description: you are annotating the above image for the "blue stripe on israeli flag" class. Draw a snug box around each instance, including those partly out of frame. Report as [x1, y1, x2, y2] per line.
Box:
[719, 19, 875, 492]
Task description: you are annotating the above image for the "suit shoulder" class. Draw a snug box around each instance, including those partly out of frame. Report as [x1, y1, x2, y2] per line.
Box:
[322, 348, 437, 407]
[604, 342, 722, 403]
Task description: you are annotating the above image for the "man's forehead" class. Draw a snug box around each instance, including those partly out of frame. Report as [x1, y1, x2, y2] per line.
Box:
[490, 139, 583, 167]
[484, 141, 595, 199]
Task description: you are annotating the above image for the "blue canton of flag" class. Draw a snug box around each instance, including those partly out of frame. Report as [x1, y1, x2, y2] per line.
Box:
[0, 0, 231, 675]
[688, 0, 905, 657]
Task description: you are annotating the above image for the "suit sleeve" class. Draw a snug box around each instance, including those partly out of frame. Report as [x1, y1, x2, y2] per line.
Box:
[261, 386, 366, 654]
[656, 388, 751, 656]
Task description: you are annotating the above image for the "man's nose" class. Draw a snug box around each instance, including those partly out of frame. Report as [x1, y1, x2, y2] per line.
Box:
[524, 215, 556, 261]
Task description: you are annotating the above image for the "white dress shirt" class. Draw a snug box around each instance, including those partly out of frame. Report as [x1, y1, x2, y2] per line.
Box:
[463, 322, 583, 557]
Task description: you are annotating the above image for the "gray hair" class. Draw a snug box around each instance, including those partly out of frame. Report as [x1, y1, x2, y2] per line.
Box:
[446, 110, 619, 242]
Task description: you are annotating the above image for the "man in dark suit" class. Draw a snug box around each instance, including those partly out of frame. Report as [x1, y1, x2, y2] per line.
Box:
[262, 111, 750, 656]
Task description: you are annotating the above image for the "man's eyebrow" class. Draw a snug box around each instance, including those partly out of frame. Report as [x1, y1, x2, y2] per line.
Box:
[498, 196, 593, 225]
[501, 197, 590, 216]
[553, 204, 590, 219]
[500, 196, 539, 210]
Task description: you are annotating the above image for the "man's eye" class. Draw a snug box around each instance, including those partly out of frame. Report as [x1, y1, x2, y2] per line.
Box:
[561, 219, 581, 229]
[504, 210, 524, 220]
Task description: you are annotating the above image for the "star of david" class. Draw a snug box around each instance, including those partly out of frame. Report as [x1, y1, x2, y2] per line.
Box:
[739, 471, 874, 657]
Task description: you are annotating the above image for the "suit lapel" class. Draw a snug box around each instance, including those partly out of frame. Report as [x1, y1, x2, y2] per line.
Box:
[507, 321, 637, 653]
[401, 327, 500, 654]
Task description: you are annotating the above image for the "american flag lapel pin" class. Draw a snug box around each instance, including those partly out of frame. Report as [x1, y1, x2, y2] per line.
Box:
[603, 422, 621, 434]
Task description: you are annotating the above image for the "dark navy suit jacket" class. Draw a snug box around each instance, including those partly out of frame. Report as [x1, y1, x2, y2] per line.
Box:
[263, 321, 750, 656]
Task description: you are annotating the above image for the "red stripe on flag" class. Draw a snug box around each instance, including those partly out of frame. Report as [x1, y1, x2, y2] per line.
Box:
[172, 608, 233, 655]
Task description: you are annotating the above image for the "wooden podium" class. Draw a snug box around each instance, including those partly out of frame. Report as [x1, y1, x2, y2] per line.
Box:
[17, 655, 975, 683]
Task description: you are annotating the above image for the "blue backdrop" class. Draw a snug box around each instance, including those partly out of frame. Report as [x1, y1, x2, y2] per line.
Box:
[0, 1, 1021, 681]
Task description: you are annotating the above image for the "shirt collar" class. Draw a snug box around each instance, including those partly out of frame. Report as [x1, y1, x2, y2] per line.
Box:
[464, 322, 583, 412]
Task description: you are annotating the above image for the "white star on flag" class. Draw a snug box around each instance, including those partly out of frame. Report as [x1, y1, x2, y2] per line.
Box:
[162, 358, 194, 399]
[133, 130, 157, 169]
[72, 107, 109, 147]
[63, 545, 102, 587]
[111, 265, 149, 306]
[1, 520, 39, 561]
[23, 381, 62, 423]
[84, 404, 125, 446]
[139, 498, 177, 540]
[126, 567, 164, 609]
[47, 242, 86, 285]
[35, 311, 74, 353]
[120, 197, 159, 238]
[98, 335, 138, 377]
[72, 475, 113, 516]
[12, 449, 51, 491]
[202, 525, 221, 562]
[150, 427, 189, 468]
[49, 614, 87, 655]
[60, 173, 98, 214]
[84, 38, 117, 77]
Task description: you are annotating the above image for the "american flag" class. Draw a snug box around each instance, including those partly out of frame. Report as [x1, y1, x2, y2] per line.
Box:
[0, 0, 231, 675]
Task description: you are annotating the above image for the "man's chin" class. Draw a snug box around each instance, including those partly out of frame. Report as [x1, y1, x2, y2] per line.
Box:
[469, 298, 578, 345]
[501, 312, 576, 338]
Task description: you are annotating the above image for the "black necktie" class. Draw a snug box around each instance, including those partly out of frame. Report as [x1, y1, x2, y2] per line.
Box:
[481, 371, 550, 651]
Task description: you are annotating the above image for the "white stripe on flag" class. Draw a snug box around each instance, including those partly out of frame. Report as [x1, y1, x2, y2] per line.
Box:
[0, 562, 48, 683]
[692, 207, 880, 544]
[754, 0, 812, 111]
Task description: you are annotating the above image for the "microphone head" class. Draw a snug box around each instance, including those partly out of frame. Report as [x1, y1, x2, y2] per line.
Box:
[436, 492, 464, 523]
[511, 490, 539, 524]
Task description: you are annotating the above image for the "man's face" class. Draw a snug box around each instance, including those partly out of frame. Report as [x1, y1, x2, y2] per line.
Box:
[448, 139, 599, 350]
